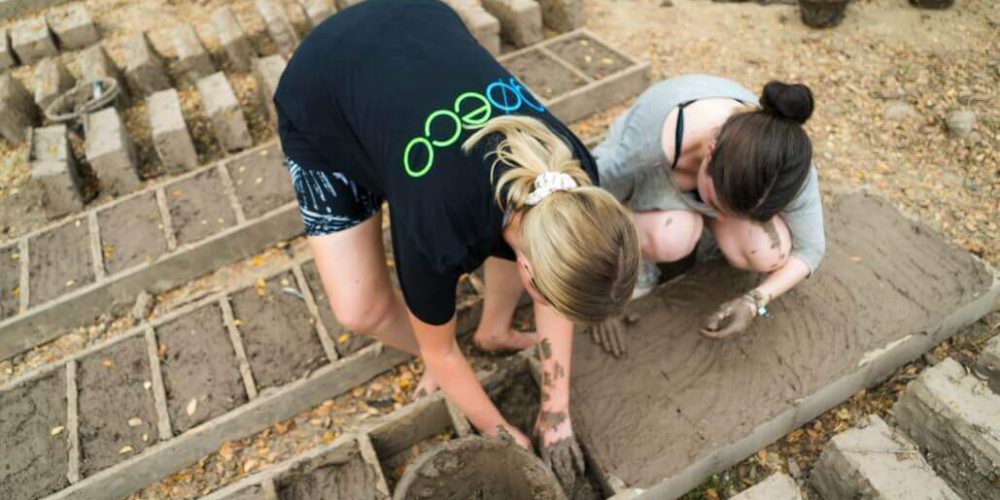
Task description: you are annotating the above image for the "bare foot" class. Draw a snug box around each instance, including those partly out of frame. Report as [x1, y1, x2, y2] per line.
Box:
[472, 329, 538, 353]
[412, 370, 439, 400]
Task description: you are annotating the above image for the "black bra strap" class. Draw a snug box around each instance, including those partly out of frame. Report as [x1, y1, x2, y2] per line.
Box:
[670, 100, 694, 170]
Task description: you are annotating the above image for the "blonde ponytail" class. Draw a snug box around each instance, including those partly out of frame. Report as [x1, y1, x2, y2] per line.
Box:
[463, 115, 640, 325]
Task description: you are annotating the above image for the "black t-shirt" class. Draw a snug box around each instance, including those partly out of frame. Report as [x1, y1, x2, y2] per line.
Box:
[275, 0, 598, 325]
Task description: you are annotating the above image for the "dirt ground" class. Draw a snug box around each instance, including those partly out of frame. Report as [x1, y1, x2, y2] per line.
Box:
[1, 0, 998, 498]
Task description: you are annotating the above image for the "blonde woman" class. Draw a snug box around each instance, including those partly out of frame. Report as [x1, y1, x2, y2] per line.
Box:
[274, 0, 639, 489]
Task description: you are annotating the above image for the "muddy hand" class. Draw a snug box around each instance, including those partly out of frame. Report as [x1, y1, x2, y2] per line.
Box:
[700, 296, 755, 339]
[491, 423, 532, 450]
[588, 315, 626, 358]
[540, 435, 585, 493]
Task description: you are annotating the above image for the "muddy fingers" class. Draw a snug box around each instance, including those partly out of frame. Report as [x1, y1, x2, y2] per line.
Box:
[541, 436, 584, 493]
[588, 316, 626, 358]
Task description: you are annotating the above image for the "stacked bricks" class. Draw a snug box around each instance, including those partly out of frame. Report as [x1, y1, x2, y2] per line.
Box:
[171, 25, 215, 86]
[30, 124, 84, 218]
[10, 16, 58, 65]
[894, 358, 1000, 500]
[33, 57, 75, 108]
[85, 107, 140, 195]
[252, 54, 286, 122]
[47, 5, 99, 51]
[196, 72, 252, 152]
[731, 473, 801, 500]
[482, 0, 543, 47]
[124, 32, 170, 97]
[0, 71, 41, 143]
[1, 28, 15, 70]
[256, 0, 300, 56]
[978, 334, 1000, 392]
[211, 6, 256, 72]
[299, 0, 335, 27]
[147, 89, 197, 173]
[537, 0, 584, 33]
[811, 415, 959, 499]
[442, 0, 501, 55]
[79, 43, 129, 105]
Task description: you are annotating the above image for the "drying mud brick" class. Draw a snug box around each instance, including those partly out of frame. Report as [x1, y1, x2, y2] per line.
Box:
[77, 337, 160, 477]
[96, 192, 168, 275]
[212, 6, 256, 72]
[10, 16, 57, 65]
[504, 49, 586, 99]
[0, 28, 15, 70]
[172, 24, 215, 86]
[0, 71, 41, 144]
[0, 370, 68, 500]
[148, 88, 198, 173]
[977, 335, 1000, 393]
[79, 43, 129, 105]
[0, 244, 20, 320]
[894, 358, 1000, 500]
[536, 0, 583, 32]
[256, 0, 300, 56]
[253, 54, 286, 122]
[570, 194, 996, 490]
[164, 167, 237, 245]
[156, 303, 248, 434]
[811, 415, 957, 499]
[30, 124, 85, 219]
[47, 5, 99, 51]
[225, 144, 294, 219]
[124, 32, 170, 97]
[197, 72, 252, 152]
[548, 33, 631, 80]
[85, 106, 140, 195]
[28, 217, 94, 306]
[731, 473, 801, 500]
[33, 57, 75, 108]
[301, 260, 373, 357]
[276, 451, 381, 500]
[442, 0, 501, 55]
[481, 0, 543, 47]
[299, 0, 334, 27]
[230, 272, 329, 390]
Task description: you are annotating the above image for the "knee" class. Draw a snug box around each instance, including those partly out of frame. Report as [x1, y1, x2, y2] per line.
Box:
[731, 217, 792, 273]
[642, 213, 703, 263]
[329, 289, 394, 333]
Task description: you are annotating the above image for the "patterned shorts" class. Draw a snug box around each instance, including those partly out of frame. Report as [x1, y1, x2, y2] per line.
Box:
[285, 156, 384, 236]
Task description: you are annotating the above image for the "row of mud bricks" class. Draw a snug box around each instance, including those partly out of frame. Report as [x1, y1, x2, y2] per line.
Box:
[1, 4, 100, 69]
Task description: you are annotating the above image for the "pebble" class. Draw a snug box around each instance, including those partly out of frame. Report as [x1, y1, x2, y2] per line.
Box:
[883, 101, 919, 122]
[945, 110, 975, 138]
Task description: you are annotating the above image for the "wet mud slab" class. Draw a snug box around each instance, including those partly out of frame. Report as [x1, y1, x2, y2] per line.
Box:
[547, 33, 631, 80]
[28, 217, 94, 306]
[230, 272, 328, 390]
[225, 144, 296, 220]
[97, 192, 168, 275]
[78, 337, 160, 477]
[276, 450, 381, 500]
[0, 370, 68, 500]
[571, 194, 995, 488]
[504, 50, 587, 99]
[156, 303, 247, 434]
[165, 168, 237, 246]
[301, 260, 372, 357]
[0, 244, 20, 320]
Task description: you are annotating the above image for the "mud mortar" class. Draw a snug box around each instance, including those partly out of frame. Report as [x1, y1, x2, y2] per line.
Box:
[276, 450, 382, 500]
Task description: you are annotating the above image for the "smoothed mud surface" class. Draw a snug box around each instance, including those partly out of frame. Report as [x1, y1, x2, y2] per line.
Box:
[165, 167, 237, 246]
[0, 370, 68, 500]
[0, 244, 20, 320]
[277, 450, 382, 500]
[225, 144, 296, 219]
[301, 260, 372, 358]
[98, 191, 168, 275]
[504, 50, 587, 99]
[28, 217, 94, 306]
[548, 34, 631, 80]
[571, 193, 994, 487]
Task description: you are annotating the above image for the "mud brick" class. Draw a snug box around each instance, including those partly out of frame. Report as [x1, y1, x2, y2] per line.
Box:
[172, 24, 214, 86]
[482, 0, 543, 47]
[225, 143, 294, 218]
[211, 6, 256, 72]
[29, 216, 94, 305]
[256, 0, 300, 56]
[10, 17, 58, 65]
[0, 71, 41, 144]
[33, 57, 75, 109]
[536, 0, 584, 32]
[251, 54, 286, 122]
[30, 124, 84, 219]
[85, 107, 140, 195]
[0, 244, 20, 320]
[442, 0, 501, 55]
[124, 32, 170, 97]
[147, 88, 197, 174]
[0, 28, 16, 70]
[978, 334, 1000, 393]
[299, 0, 335, 27]
[164, 167, 237, 246]
[97, 192, 168, 275]
[0, 371, 69, 500]
[79, 43, 130, 105]
[197, 72, 251, 152]
[47, 5, 100, 51]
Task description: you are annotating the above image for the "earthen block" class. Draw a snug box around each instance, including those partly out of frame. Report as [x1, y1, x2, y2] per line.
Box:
[172, 25, 215, 86]
[442, 0, 501, 55]
[10, 17, 58, 65]
[977, 334, 1000, 394]
[0, 71, 41, 144]
[536, 0, 584, 33]
[482, 0, 543, 47]
[196, 72, 251, 152]
[732, 473, 801, 500]
[211, 7, 256, 72]
[124, 32, 170, 97]
[299, 0, 335, 27]
[811, 415, 959, 499]
[0, 28, 16, 70]
[79, 43, 130, 106]
[147, 88, 198, 173]
[894, 358, 1000, 500]
[256, 0, 300, 56]
[47, 5, 100, 51]
[33, 57, 75, 109]
[30, 124, 84, 218]
[85, 107, 140, 195]
[252, 54, 286, 122]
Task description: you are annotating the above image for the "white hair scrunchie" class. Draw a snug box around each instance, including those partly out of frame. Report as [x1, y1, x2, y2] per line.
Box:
[524, 171, 577, 206]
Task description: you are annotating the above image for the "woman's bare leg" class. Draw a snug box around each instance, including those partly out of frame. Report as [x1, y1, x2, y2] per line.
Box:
[472, 257, 537, 352]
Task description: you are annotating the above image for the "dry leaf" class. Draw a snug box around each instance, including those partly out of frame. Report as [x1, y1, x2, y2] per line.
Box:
[128, 418, 143, 427]
[119, 445, 134, 454]
[50, 426, 65, 436]
[142, 433, 149, 442]
[850, 256, 864, 263]
[101, 359, 113, 368]
[143, 381, 152, 390]
[219, 442, 235, 461]
[186, 398, 198, 416]
[338, 334, 350, 344]
[255, 278, 267, 297]
[251, 256, 264, 267]
[321, 430, 336, 443]
[756, 449, 767, 464]
[242, 459, 259, 473]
